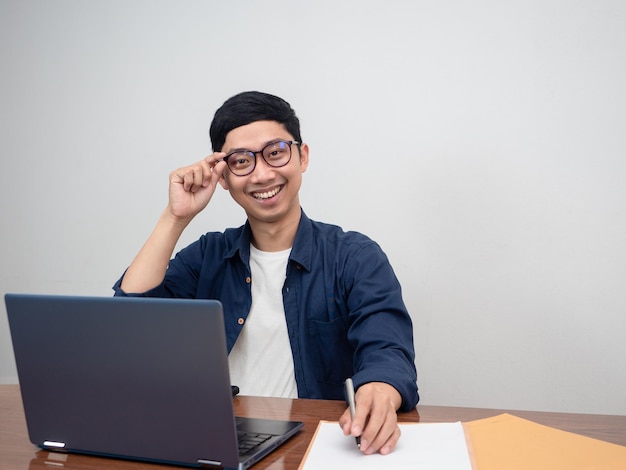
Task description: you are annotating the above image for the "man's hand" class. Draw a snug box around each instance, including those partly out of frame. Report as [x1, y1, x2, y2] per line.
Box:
[338, 382, 402, 455]
[168, 153, 226, 222]
[119, 153, 226, 294]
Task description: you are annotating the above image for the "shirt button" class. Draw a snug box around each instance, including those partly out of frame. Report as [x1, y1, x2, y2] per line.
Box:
[296, 264, 302, 270]
[237, 317, 245, 325]
[245, 276, 251, 284]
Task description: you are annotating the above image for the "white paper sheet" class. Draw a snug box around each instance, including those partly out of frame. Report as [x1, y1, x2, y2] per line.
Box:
[298, 420, 472, 470]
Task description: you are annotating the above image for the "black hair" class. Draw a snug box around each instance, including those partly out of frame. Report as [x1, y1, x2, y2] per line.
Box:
[209, 91, 302, 152]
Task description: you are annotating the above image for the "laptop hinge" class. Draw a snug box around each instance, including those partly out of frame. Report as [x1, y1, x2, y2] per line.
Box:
[43, 441, 67, 452]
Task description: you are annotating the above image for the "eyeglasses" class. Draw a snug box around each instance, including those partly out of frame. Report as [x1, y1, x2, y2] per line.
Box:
[223, 140, 300, 176]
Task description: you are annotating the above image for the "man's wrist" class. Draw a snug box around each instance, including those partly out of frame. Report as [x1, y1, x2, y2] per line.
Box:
[161, 208, 194, 232]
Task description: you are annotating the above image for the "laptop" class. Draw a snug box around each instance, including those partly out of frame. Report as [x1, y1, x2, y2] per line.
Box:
[5, 293, 304, 469]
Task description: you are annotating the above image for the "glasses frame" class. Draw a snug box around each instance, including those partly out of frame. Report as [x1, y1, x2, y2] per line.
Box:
[222, 140, 301, 176]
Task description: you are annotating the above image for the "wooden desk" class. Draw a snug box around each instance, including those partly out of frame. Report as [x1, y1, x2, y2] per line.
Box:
[1, 384, 625, 469]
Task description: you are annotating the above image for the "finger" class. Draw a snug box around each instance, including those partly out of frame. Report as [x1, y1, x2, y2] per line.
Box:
[204, 151, 226, 164]
[338, 408, 353, 436]
[177, 161, 210, 193]
[350, 389, 373, 440]
[357, 396, 398, 454]
[200, 153, 226, 187]
[192, 164, 207, 191]
[208, 159, 227, 185]
[379, 425, 401, 455]
[362, 413, 400, 454]
[170, 170, 184, 185]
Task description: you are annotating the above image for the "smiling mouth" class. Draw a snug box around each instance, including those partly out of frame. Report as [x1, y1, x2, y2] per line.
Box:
[252, 186, 282, 200]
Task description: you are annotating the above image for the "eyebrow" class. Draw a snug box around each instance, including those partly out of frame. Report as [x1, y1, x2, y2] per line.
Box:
[224, 138, 289, 155]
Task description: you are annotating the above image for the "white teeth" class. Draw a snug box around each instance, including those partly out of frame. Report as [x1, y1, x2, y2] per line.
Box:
[253, 186, 281, 200]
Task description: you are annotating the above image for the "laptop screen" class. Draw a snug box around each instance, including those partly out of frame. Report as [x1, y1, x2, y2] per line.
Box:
[6, 294, 242, 467]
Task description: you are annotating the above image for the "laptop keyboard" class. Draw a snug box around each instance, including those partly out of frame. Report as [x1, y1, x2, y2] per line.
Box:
[237, 431, 273, 455]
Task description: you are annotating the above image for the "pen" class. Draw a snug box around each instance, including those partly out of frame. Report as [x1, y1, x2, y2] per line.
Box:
[344, 378, 361, 449]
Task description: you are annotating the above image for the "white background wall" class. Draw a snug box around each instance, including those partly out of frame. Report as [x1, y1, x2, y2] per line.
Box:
[1, 0, 624, 414]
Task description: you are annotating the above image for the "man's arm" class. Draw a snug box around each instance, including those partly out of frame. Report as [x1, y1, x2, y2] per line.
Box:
[337, 240, 418, 454]
[120, 155, 226, 293]
[119, 210, 190, 293]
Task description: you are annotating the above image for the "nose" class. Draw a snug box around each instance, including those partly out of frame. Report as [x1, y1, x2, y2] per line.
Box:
[249, 154, 276, 180]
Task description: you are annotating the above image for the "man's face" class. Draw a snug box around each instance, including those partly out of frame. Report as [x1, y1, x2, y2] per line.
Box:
[219, 120, 309, 226]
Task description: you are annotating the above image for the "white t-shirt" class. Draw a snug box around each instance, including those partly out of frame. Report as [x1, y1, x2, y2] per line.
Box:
[227, 245, 298, 398]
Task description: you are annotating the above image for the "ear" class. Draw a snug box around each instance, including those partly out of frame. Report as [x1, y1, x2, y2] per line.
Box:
[218, 172, 229, 190]
[298, 143, 310, 173]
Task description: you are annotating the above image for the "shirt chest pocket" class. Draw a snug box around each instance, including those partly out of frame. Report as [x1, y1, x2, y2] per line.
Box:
[308, 316, 353, 385]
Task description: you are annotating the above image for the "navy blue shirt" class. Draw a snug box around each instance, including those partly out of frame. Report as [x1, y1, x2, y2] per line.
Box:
[113, 210, 419, 411]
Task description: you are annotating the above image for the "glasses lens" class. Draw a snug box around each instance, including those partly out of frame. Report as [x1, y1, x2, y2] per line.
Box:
[227, 152, 255, 175]
[262, 141, 292, 167]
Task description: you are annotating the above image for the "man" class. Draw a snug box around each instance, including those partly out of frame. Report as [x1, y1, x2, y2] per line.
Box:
[113, 91, 418, 455]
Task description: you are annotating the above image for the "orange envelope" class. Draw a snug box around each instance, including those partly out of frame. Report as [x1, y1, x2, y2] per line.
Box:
[464, 413, 626, 470]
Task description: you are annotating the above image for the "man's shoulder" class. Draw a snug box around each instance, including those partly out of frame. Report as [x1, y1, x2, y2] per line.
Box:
[183, 223, 249, 257]
[304, 216, 378, 251]
[198, 223, 247, 242]
[309, 217, 372, 241]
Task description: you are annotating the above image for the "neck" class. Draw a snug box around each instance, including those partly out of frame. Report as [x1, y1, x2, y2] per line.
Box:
[249, 207, 302, 252]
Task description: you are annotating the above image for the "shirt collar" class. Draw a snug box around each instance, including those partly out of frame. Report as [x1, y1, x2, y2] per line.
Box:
[224, 221, 253, 266]
[224, 209, 313, 272]
[290, 210, 313, 272]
